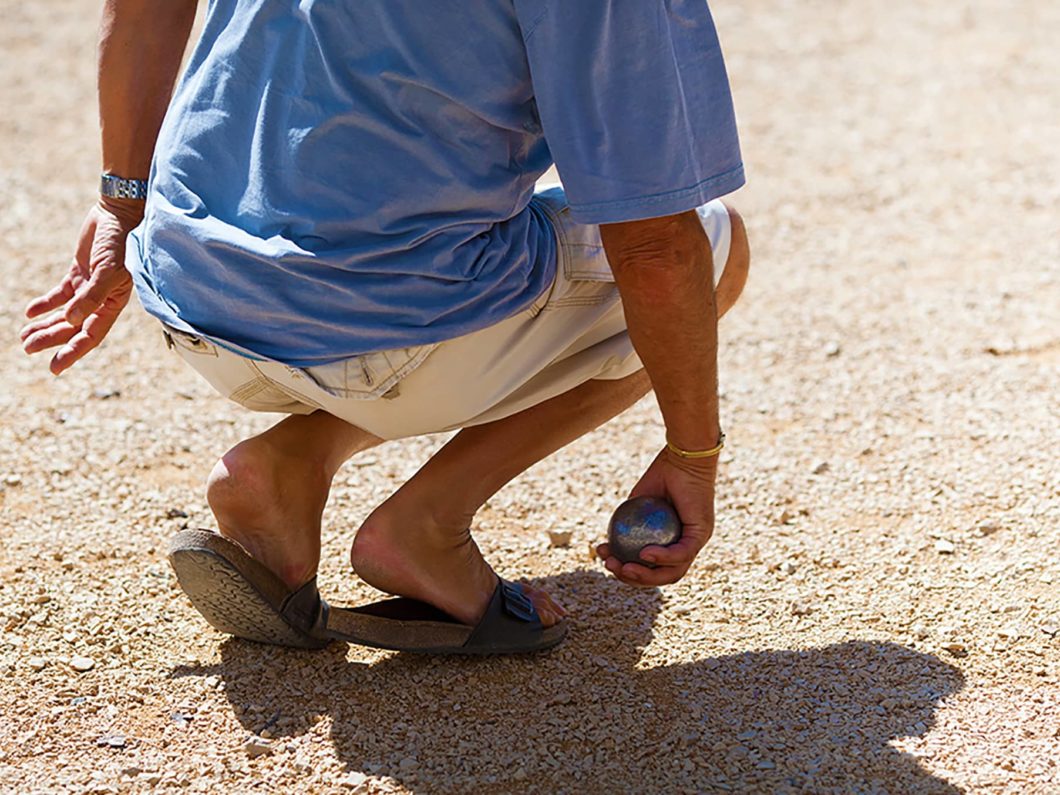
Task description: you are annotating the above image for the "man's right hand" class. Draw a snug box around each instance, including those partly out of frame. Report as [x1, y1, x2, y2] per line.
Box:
[596, 447, 718, 587]
[20, 200, 140, 375]
[598, 210, 724, 587]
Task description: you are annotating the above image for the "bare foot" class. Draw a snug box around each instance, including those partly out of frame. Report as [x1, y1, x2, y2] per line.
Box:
[206, 436, 332, 591]
[350, 487, 565, 628]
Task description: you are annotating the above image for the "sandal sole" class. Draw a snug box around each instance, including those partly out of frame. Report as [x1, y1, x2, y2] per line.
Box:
[169, 543, 327, 650]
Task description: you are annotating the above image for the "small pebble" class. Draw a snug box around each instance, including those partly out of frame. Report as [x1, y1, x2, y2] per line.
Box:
[27, 657, 46, 672]
[343, 771, 368, 788]
[69, 655, 95, 672]
[935, 539, 956, 555]
[244, 737, 273, 758]
[547, 530, 572, 548]
[942, 642, 968, 657]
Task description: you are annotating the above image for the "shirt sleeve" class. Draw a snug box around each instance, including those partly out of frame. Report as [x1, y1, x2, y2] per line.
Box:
[514, 0, 745, 225]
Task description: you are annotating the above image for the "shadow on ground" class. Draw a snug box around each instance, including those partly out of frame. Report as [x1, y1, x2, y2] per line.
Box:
[174, 571, 965, 793]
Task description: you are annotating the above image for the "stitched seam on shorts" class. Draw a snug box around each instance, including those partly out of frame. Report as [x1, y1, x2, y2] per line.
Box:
[267, 380, 324, 409]
[228, 380, 271, 405]
[247, 362, 322, 409]
[524, 194, 565, 315]
[310, 344, 438, 397]
[565, 266, 613, 281]
[541, 294, 612, 311]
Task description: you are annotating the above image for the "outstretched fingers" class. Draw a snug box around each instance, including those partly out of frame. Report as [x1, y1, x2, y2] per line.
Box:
[49, 310, 121, 375]
[25, 274, 77, 320]
[21, 313, 80, 355]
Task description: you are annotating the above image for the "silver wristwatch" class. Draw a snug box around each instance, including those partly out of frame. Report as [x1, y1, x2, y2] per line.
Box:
[100, 173, 149, 201]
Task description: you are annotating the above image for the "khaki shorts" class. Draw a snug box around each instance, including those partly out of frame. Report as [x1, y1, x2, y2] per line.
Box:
[162, 189, 732, 440]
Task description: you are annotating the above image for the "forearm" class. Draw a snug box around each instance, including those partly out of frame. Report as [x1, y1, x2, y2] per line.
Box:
[99, 0, 197, 182]
[602, 211, 721, 451]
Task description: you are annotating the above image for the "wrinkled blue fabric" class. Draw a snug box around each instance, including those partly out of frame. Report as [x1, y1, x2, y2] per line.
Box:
[128, 0, 743, 366]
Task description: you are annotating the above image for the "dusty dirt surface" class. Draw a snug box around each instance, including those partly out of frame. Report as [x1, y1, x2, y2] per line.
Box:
[1, 0, 1057, 792]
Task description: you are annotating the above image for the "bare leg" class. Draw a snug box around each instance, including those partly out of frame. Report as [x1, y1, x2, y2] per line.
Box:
[352, 207, 751, 627]
[206, 411, 382, 589]
[351, 368, 654, 627]
[208, 207, 750, 626]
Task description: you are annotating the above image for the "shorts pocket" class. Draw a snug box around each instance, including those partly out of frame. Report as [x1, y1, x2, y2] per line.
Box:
[300, 343, 438, 401]
[163, 326, 220, 357]
[532, 188, 617, 313]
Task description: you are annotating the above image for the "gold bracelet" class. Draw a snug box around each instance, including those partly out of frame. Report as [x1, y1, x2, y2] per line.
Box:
[666, 431, 726, 459]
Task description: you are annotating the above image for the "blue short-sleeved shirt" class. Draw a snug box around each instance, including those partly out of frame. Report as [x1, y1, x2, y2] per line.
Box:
[127, 0, 744, 367]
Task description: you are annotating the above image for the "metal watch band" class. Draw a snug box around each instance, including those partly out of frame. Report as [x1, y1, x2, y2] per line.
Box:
[100, 173, 149, 201]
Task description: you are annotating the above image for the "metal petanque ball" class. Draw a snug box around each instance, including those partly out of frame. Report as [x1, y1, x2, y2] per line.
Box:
[607, 496, 682, 566]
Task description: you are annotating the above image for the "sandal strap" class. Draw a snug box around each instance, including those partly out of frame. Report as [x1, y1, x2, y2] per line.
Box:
[463, 580, 542, 652]
[280, 577, 330, 637]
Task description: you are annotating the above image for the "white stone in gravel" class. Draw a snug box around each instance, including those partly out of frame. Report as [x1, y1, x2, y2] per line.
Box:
[343, 771, 368, 789]
[69, 655, 95, 672]
[2, 474, 21, 486]
[935, 539, 956, 555]
[27, 657, 46, 671]
[243, 737, 272, 758]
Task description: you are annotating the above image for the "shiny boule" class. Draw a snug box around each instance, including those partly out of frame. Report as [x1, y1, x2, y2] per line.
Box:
[607, 496, 682, 566]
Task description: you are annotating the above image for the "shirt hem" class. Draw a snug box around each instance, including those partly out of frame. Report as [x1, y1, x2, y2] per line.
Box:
[567, 165, 746, 225]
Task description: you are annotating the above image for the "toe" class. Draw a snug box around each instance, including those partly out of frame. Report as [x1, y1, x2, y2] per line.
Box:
[524, 585, 564, 627]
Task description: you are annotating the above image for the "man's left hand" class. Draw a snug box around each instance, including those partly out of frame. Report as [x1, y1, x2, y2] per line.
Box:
[20, 199, 139, 375]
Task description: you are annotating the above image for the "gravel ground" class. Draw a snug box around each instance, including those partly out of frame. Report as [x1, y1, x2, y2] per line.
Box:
[1, 1, 1057, 792]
